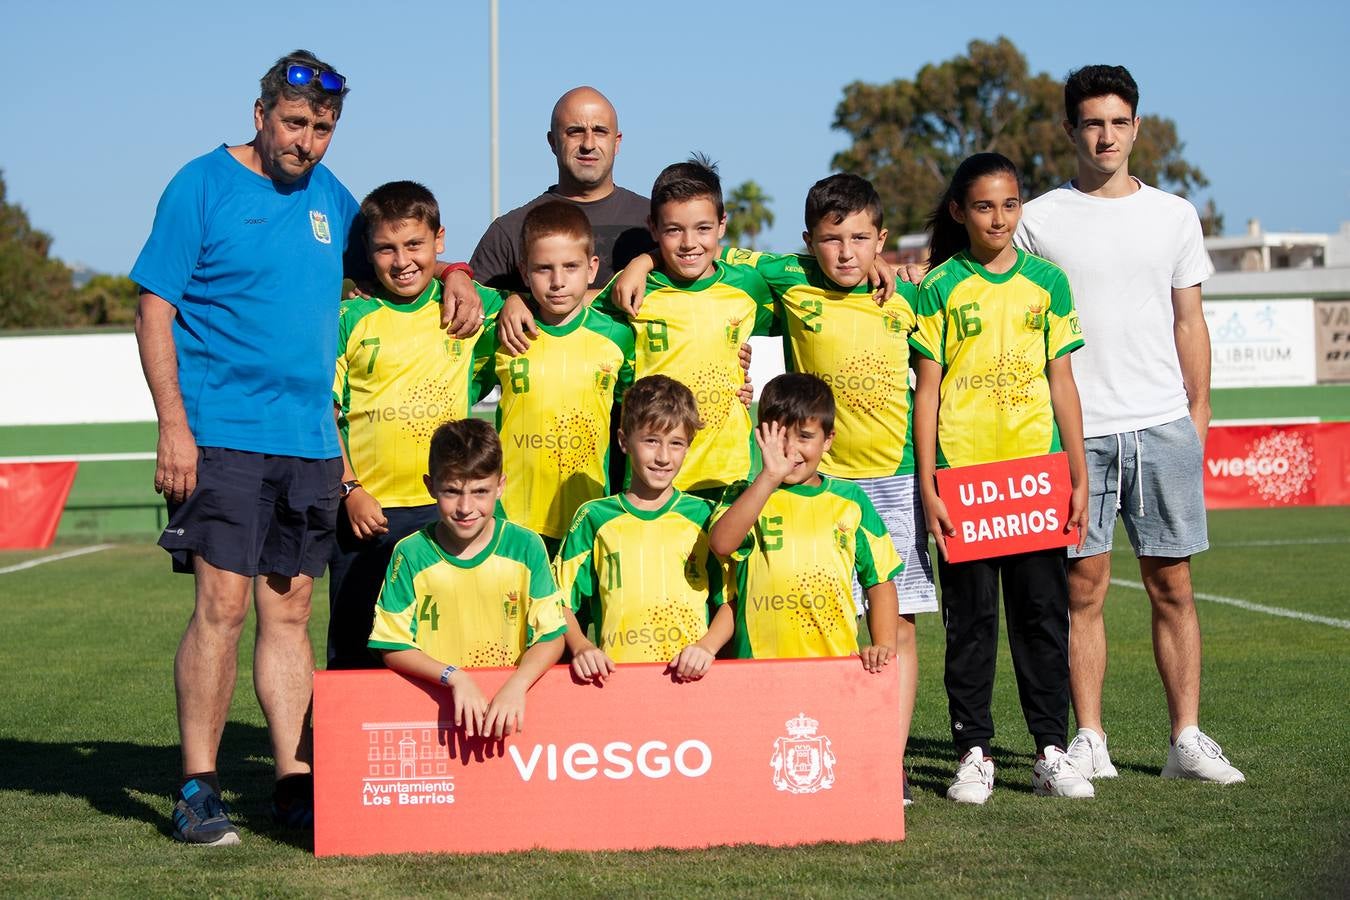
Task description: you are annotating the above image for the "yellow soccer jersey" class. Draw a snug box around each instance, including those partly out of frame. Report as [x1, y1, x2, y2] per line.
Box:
[714, 476, 902, 659]
[334, 280, 504, 506]
[596, 261, 776, 492]
[910, 249, 1084, 468]
[553, 491, 726, 663]
[484, 306, 635, 539]
[368, 519, 567, 667]
[722, 248, 919, 477]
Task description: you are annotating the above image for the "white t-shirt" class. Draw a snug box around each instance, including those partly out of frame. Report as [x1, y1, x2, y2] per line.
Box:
[1016, 180, 1214, 438]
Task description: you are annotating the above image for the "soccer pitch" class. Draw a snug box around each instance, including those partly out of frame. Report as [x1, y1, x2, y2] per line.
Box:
[1, 506, 1347, 897]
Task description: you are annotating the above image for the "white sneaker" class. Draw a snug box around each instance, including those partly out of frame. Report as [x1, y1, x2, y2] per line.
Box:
[1065, 727, 1119, 779]
[1161, 727, 1245, 784]
[946, 748, 994, 804]
[1033, 745, 1095, 798]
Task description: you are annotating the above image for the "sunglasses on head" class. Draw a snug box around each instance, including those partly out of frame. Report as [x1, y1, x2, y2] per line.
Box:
[286, 64, 346, 94]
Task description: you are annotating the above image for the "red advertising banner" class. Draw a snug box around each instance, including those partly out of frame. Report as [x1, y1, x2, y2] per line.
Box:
[313, 659, 904, 857]
[1204, 422, 1350, 508]
[0, 462, 78, 549]
[933, 452, 1076, 563]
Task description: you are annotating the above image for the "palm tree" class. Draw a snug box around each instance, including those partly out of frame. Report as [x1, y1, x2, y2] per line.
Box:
[725, 181, 775, 250]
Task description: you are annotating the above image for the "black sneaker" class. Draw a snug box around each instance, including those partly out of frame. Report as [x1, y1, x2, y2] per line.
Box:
[271, 774, 315, 828]
[171, 778, 241, 846]
[903, 769, 913, 807]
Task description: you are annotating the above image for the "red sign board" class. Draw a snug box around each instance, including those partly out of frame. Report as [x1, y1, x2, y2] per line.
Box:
[934, 452, 1075, 563]
[1204, 422, 1350, 508]
[313, 659, 904, 857]
[0, 461, 78, 549]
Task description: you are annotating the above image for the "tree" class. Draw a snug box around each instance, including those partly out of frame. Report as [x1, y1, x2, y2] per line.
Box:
[831, 37, 1213, 241]
[0, 170, 78, 329]
[725, 181, 775, 249]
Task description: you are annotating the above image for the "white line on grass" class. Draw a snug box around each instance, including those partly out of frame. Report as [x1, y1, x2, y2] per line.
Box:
[0, 453, 155, 463]
[1211, 537, 1350, 548]
[0, 544, 115, 575]
[1110, 578, 1350, 630]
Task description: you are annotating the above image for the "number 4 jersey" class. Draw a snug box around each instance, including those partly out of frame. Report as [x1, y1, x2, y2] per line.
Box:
[368, 519, 567, 667]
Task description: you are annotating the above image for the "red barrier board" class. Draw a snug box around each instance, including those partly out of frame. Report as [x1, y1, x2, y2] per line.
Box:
[1204, 422, 1350, 508]
[313, 659, 904, 857]
[934, 452, 1075, 563]
[0, 462, 78, 549]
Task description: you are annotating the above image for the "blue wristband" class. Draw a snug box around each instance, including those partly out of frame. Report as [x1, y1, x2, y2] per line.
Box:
[439, 664, 458, 686]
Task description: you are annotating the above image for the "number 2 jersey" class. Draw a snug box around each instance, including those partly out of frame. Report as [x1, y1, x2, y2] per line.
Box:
[335, 280, 503, 507]
[368, 518, 567, 667]
[714, 476, 902, 659]
[482, 305, 636, 539]
[553, 491, 725, 663]
[909, 248, 1084, 468]
[721, 248, 920, 477]
[596, 261, 776, 492]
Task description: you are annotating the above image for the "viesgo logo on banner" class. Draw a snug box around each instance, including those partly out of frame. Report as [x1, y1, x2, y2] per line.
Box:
[313, 659, 904, 857]
[933, 452, 1076, 563]
[1204, 423, 1350, 509]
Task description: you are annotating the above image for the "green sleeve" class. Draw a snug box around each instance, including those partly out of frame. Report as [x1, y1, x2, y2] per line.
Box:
[553, 504, 601, 614]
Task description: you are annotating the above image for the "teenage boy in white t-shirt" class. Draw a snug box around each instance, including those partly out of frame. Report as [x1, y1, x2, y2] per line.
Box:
[1015, 64, 1242, 785]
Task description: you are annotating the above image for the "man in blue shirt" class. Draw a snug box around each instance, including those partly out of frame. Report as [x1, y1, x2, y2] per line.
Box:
[132, 49, 361, 846]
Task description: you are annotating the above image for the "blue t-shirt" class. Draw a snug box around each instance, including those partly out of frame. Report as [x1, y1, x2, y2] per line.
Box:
[131, 144, 359, 458]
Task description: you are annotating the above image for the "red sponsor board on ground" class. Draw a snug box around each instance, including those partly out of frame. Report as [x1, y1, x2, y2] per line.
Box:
[933, 452, 1075, 563]
[313, 659, 903, 857]
[0, 461, 78, 549]
[1204, 423, 1350, 508]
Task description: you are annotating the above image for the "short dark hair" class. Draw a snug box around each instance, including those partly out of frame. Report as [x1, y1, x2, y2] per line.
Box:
[758, 373, 835, 434]
[805, 173, 884, 233]
[521, 200, 595, 258]
[620, 375, 703, 441]
[1063, 65, 1139, 125]
[360, 181, 440, 240]
[428, 418, 502, 484]
[259, 49, 349, 117]
[650, 154, 724, 222]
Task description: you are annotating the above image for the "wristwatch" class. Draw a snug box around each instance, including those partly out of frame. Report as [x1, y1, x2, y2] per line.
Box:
[339, 479, 362, 498]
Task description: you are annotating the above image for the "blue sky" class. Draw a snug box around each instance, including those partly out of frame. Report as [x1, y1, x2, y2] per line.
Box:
[3, 0, 1347, 275]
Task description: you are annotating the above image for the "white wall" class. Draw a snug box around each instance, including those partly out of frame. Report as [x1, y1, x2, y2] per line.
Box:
[1, 332, 155, 425]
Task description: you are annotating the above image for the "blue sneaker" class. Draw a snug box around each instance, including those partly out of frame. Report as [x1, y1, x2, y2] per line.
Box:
[271, 774, 315, 829]
[171, 779, 240, 846]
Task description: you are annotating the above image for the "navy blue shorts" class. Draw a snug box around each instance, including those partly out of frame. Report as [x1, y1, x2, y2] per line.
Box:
[159, 447, 342, 578]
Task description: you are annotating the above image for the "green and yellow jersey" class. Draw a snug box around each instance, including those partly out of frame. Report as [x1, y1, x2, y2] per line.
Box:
[481, 305, 635, 539]
[714, 476, 902, 659]
[596, 261, 776, 492]
[909, 248, 1083, 468]
[722, 248, 919, 477]
[553, 490, 725, 663]
[368, 518, 567, 667]
[335, 280, 503, 507]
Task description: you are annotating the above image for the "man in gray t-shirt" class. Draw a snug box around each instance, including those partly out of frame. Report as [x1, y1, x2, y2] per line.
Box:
[470, 86, 654, 299]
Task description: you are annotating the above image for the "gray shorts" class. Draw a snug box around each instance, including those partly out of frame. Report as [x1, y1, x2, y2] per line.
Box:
[849, 473, 939, 616]
[1071, 416, 1209, 559]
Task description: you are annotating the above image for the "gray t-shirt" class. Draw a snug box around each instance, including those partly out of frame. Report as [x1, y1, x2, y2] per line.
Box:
[469, 185, 655, 292]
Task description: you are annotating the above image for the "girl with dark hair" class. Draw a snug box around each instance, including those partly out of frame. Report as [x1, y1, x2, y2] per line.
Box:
[909, 153, 1092, 805]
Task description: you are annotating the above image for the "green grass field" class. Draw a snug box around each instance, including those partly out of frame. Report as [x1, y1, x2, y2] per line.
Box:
[1, 383, 1346, 544]
[1, 507, 1347, 897]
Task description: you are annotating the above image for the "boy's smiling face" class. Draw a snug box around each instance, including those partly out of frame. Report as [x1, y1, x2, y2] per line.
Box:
[619, 423, 691, 498]
[368, 217, 444, 299]
[805, 209, 887, 289]
[649, 197, 725, 282]
[424, 471, 503, 551]
[520, 232, 598, 326]
[774, 417, 834, 486]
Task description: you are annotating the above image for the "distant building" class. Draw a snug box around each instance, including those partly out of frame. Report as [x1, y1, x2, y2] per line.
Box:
[1206, 219, 1350, 273]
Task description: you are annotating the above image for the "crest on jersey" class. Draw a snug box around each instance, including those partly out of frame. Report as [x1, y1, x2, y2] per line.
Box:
[1023, 303, 1045, 331]
[725, 315, 745, 347]
[310, 210, 332, 244]
[882, 310, 905, 336]
[595, 362, 615, 393]
[503, 590, 520, 621]
[770, 712, 836, 794]
[834, 521, 851, 553]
